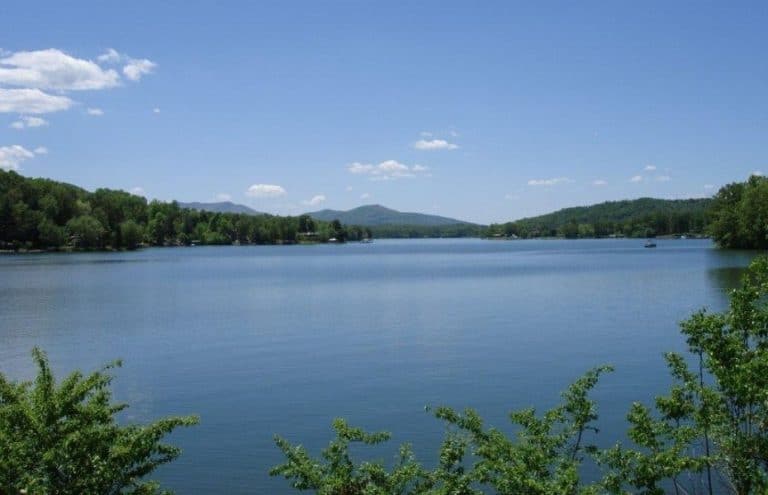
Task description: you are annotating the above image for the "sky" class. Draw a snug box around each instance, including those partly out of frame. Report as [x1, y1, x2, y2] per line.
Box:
[1, 1, 766, 224]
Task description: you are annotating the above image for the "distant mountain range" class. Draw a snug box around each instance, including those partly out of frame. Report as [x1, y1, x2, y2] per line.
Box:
[176, 198, 713, 238]
[177, 201, 264, 215]
[307, 204, 477, 227]
[175, 202, 476, 228]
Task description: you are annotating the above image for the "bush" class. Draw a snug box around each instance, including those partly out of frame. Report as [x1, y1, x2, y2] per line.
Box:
[0, 348, 198, 495]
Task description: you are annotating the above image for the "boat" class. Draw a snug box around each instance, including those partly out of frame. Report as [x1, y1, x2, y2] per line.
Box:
[644, 239, 657, 248]
[361, 238, 373, 244]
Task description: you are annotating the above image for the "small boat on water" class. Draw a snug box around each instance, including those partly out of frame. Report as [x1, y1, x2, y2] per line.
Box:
[361, 238, 373, 244]
[644, 239, 657, 248]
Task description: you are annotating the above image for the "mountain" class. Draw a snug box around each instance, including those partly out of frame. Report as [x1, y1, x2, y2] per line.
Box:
[307, 204, 477, 227]
[178, 201, 263, 215]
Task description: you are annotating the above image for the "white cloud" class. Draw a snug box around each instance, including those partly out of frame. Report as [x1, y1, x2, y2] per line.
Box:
[33, 146, 47, 154]
[10, 115, 48, 129]
[527, 177, 573, 186]
[26, 116, 48, 127]
[0, 144, 36, 170]
[97, 48, 121, 64]
[360, 192, 371, 200]
[377, 159, 411, 176]
[413, 139, 458, 151]
[301, 194, 326, 206]
[504, 193, 520, 200]
[704, 184, 714, 190]
[592, 179, 608, 186]
[420, 131, 433, 138]
[215, 193, 232, 201]
[752, 171, 763, 177]
[86, 107, 103, 116]
[348, 162, 374, 174]
[130, 186, 145, 196]
[123, 58, 156, 81]
[345, 185, 353, 192]
[644, 165, 657, 171]
[347, 160, 430, 180]
[0, 88, 73, 114]
[246, 184, 286, 198]
[630, 175, 644, 183]
[152, 107, 160, 114]
[0, 47, 151, 118]
[656, 175, 671, 182]
[0, 49, 155, 118]
[0, 49, 120, 91]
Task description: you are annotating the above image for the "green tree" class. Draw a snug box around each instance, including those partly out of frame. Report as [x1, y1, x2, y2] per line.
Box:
[38, 193, 59, 220]
[601, 255, 768, 494]
[0, 348, 198, 495]
[677, 256, 768, 493]
[272, 368, 613, 495]
[119, 219, 144, 250]
[560, 222, 579, 239]
[708, 176, 768, 249]
[146, 211, 168, 246]
[577, 223, 596, 238]
[330, 219, 347, 242]
[298, 214, 316, 233]
[736, 176, 768, 249]
[271, 418, 428, 494]
[66, 215, 105, 248]
[599, 355, 706, 494]
[37, 218, 67, 248]
[433, 366, 613, 495]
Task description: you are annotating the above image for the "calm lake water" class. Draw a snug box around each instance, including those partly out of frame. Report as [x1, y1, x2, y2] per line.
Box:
[0, 239, 757, 493]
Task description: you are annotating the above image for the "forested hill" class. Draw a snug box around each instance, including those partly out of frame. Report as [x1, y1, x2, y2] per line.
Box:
[0, 170, 355, 251]
[308, 204, 475, 227]
[178, 201, 263, 215]
[488, 197, 712, 239]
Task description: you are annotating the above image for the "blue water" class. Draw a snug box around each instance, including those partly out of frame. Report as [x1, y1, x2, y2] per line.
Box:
[0, 239, 755, 493]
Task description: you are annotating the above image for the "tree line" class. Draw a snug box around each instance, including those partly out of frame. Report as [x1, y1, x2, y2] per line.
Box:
[4, 169, 766, 249]
[368, 223, 483, 239]
[0, 170, 360, 250]
[5, 256, 768, 494]
[486, 197, 712, 239]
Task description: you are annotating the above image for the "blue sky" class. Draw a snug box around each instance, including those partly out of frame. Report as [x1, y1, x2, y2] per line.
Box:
[1, 1, 766, 224]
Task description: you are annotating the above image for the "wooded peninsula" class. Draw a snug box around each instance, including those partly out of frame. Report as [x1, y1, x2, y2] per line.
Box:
[0, 170, 368, 251]
[2, 170, 767, 250]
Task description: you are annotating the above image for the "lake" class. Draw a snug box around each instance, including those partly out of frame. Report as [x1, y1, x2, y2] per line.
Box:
[0, 238, 756, 493]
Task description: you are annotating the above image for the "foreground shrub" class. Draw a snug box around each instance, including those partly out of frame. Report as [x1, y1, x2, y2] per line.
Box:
[0, 349, 198, 495]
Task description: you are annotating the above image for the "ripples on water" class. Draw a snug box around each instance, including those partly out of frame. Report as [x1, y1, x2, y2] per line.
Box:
[0, 239, 756, 493]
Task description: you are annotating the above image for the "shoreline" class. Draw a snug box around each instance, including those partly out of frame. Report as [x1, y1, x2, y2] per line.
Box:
[0, 236, 717, 255]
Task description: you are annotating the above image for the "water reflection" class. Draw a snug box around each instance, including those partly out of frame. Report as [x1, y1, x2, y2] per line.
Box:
[707, 266, 746, 291]
[705, 248, 760, 307]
